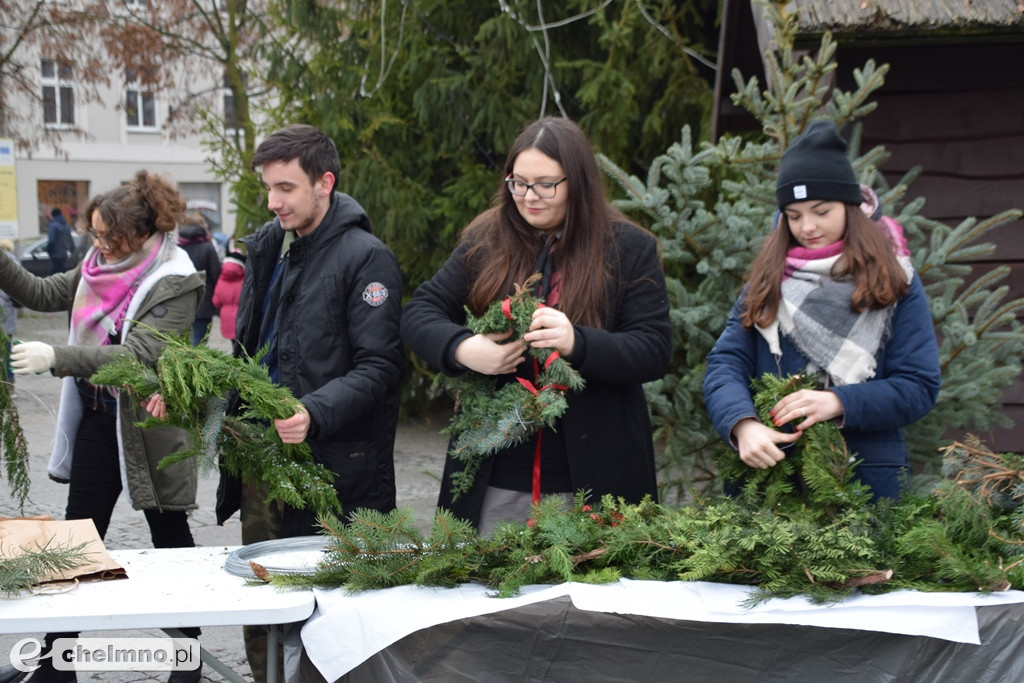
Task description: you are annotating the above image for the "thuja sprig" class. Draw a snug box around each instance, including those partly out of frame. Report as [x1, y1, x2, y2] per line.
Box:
[439, 274, 585, 500]
[90, 327, 340, 518]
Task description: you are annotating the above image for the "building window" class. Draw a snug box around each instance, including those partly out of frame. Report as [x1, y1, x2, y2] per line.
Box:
[223, 88, 236, 131]
[124, 0, 148, 8]
[222, 71, 247, 132]
[41, 59, 74, 127]
[125, 70, 157, 130]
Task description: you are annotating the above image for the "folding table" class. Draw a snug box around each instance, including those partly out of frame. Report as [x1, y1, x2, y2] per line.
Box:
[0, 546, 315, 683]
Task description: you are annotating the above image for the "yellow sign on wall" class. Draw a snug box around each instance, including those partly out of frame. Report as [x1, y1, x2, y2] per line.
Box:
[0, 139, 17, 238]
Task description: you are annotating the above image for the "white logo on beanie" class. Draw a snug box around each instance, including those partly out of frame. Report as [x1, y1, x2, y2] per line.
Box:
[794, 185, 807, 200]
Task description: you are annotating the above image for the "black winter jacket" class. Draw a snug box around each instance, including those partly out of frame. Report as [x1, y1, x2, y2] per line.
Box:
[178, 223, 221, 319]
[216, 193, 404, 534]
[401, 222, 671, 527]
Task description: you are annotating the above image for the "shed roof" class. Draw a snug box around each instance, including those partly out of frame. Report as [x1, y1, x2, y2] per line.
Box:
[789, 0, 1024, 37]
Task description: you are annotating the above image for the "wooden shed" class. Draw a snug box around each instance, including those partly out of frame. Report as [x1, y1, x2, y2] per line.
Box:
[713, 0, 1024, 451]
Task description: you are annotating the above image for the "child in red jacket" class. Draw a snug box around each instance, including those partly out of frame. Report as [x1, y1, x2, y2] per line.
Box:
[212, 251, 244, 341]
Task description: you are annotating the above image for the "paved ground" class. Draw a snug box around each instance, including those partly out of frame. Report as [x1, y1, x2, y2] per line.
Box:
[0, 309, 449, 681]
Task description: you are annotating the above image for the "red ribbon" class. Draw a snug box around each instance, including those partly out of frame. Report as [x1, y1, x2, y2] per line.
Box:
[532, 432, 542, 505]
[531, 356, 542, 505]
[502, 299, 563, 506]
[517, 377, 540, 396]
[516, 377, 569, 395]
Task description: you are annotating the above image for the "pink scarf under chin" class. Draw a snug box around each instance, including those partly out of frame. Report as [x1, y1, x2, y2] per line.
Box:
[72, 232, 170, 346]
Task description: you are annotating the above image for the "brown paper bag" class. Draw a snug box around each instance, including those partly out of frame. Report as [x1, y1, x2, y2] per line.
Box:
[0, 517, 127, 584]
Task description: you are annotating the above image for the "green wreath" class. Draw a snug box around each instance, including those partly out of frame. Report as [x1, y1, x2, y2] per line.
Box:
[439, 274, 584, 500]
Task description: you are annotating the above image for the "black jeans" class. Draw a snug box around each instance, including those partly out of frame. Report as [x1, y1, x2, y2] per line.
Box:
[62, 403, 199, 638]
[65, 405, 195, 547]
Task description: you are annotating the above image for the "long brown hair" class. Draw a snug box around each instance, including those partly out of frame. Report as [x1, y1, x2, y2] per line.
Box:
[462, 117, 632, 327]
[740, 205, 909, 329]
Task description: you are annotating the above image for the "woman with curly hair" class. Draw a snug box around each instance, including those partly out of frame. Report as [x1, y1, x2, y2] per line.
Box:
[0, 170, 205, 683]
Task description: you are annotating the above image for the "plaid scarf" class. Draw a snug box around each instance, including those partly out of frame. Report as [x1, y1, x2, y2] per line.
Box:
[72, 232, 174, 346]
[757, 217, 913, 386]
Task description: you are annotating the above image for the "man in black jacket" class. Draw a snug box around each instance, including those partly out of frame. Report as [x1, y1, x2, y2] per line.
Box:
[218, 124, 404, 682]
[45, 208, 72, 274]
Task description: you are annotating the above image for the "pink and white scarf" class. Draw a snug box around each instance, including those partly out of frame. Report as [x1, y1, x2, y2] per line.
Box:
[72, 232, 175, 346]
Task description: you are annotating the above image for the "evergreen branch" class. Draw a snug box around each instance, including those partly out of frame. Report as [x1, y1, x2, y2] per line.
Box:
[0, 325, 30, 512]
[250, 378, 1024, 603]
[90, 327, 341, 518]
[0, 538, 93, 594]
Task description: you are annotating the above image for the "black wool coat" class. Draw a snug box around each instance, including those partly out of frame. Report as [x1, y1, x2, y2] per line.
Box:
[401, 222, 671, 526]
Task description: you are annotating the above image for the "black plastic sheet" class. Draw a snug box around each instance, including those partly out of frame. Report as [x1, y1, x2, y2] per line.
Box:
[296, 596, 1024, 682]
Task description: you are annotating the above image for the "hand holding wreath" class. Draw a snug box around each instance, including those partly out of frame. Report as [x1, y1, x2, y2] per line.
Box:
[440, 274, 585, 501]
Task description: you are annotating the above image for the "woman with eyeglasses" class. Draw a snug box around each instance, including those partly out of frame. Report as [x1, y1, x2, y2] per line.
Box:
[0, 170, 205, 683]
[401, 117, 671, 535]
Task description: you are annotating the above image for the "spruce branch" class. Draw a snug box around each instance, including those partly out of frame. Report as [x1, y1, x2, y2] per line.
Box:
[248, 378, 1024, 602]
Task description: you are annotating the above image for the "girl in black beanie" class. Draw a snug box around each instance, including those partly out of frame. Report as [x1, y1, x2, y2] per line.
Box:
[703, 120, 941, 500]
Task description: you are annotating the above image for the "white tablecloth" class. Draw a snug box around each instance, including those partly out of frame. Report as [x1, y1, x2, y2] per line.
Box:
[302, 579, 1024, 681]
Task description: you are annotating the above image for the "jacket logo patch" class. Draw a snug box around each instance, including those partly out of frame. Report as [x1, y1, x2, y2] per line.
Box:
[362, 282, 389, 307]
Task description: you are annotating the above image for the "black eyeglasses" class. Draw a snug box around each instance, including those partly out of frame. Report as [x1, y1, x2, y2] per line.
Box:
[505, 176, 567, 199]
[86, 227, 111, 247]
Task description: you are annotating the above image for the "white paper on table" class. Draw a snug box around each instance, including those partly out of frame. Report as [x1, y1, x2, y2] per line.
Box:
[565, 580, 1024, 645]
[304, 582, 572, 681]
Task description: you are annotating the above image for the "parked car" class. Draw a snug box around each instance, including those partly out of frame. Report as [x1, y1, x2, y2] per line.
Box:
[16, 234, 87, 277]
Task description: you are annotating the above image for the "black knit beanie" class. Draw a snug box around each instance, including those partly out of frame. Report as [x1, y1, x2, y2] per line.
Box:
[775, 121, 862, 209]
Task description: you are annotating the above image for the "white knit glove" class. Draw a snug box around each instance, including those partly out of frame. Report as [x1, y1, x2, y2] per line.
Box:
[11, 341, 56, 375]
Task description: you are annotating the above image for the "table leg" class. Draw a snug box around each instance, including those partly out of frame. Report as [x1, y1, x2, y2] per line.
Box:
[267, 624, 279, 683]
[162, 627, 249, 683]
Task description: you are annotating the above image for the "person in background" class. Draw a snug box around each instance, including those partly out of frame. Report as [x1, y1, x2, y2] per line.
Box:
[401, 116, 672, 536]
[216, 124, 404, 682]
[212, 249, 245, 342]
[46, 207, 73, 275]
[0, 170, 205, 683]
[703, 120, 941, 500]
[177, 212, 221, 345]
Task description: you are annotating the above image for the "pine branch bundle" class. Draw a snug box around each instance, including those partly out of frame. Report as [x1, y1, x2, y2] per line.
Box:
[255, 506, 481, 591]
[0, 538, 92, 595]
[0, 327, 30, 512]
[439, 275, 585, 500]
[90, 330, 341, 518]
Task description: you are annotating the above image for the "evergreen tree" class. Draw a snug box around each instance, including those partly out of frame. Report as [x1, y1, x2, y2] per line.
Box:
[599, 2, 1024, 499]
[255, 0, 718, 282]
[248, 0, 718, 410]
